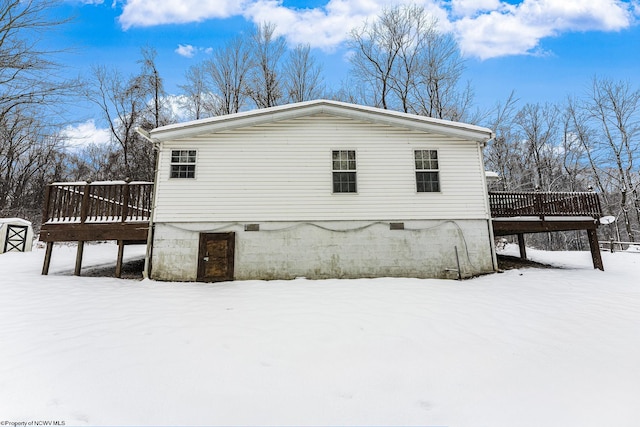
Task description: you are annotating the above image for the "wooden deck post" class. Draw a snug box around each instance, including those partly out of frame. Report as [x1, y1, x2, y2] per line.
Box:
[115, 240, 125, 278]
[587, 229, 604, 271]
[41, 184, 53, 224]
[80, 181, 91, 224]
[121, 178, 131, 222]
[517, 233, 527, 259]
[42, 242, 54, 275]
[74, 241, 84, 276]
[41, 184, 54, 276]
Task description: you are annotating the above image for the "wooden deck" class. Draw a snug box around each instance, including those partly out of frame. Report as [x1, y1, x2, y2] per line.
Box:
[39, 181, 153, 277]
[488, 191, 604, 270]
[38, 183, 605, 276]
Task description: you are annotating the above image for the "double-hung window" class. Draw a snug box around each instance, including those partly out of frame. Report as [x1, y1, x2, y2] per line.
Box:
[332, 150, 357, 193]
[414, 149, 439, 192]
[170, 150, 196, 178]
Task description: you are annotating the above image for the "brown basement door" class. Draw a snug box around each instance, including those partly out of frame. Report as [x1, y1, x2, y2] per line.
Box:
[197, 232, 235, 282]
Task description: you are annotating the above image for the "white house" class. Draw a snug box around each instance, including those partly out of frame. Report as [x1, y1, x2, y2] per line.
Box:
[146, 100, 497, 281]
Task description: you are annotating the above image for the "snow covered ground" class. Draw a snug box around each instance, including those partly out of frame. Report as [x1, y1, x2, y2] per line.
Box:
[1, 242, 639, 426]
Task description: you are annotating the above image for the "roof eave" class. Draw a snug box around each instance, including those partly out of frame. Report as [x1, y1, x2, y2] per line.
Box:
[150, 100, 494, 144]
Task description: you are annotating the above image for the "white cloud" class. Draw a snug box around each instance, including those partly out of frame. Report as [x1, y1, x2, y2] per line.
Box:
[116, 0, 447, 50]
[242, 0, 373, 49]
[175, 44, 196, 58]
[118, 0, 249, 29]
[114, 0, 638, 59]
[454, 0, 637, 59]
[450, 0, 503, 17]
[244, 0, 450, 50]
[174, 44, 213, 58]
[61, 120, 111, 150]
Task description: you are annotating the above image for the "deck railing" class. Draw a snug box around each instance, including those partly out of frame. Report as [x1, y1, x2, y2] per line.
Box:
[42, 181, 154, 224]
[489, 191, 602, 219]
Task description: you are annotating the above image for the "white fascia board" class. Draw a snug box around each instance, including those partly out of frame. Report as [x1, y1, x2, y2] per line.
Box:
[150, 100, 494, 144]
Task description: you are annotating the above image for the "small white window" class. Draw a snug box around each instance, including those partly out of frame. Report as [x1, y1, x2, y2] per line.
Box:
[415, 150, 439, 192]
[170, 150, 196, 179]
[332, 150, 357, 193]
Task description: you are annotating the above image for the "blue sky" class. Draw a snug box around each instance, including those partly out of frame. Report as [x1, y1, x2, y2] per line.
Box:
[48, 0, 640, 144]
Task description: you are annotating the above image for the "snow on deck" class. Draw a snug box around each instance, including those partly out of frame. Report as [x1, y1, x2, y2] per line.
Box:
[1, 243, 639, 426]
[491, 215, 597, 221]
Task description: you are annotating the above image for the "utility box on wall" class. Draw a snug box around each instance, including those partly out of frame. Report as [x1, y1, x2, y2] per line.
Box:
[0, 218, 34, 253]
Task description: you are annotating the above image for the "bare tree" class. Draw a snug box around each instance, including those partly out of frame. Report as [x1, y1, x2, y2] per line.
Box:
[138, 47, 166, 128]
[0, 106, 67, 218]
[559, 97, 599, 193]
[483, 91, 523, 191]
[385, 6, 433, 113]
[283, 44, 324, 103]
[347, 5, 470, 119]
[0, 0, 80, 225]
[65, 141, 119, 181]
[85, 48, 170, 180]
[204, 36, 252, 115]
[515, 103, 562, 190]
[583, 77, 640, 241]
[247, 22, 286, 108]
[179, 63, 216, 120]
[86, 65, 142, 177]
[558, 105, 589, 192]
[195, 25, 325, 113]
[0, 0, 73, 122]
[563, 93, 619, 253]
[347, 7, 406, 109]
[415, 32, 471, 121]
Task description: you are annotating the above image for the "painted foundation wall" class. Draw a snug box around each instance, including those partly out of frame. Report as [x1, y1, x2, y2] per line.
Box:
[151, 219, 495, 281]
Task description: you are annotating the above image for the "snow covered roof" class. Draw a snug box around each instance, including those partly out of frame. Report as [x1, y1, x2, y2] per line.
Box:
[150, 99, 495, 144]
[485, 171, 500, 182]
[0, 218, 32, 226]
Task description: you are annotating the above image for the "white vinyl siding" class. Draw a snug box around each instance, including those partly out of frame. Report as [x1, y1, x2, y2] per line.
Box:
[154, 114, 489, 222]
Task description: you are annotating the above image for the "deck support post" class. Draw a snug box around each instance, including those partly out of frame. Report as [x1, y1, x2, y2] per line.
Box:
[517, 233, 527, 259]
[42, 242, 54, 275]
[74, 241, 84, 276]
[587, 229, 604, 271]
[115, 240, 125, 278]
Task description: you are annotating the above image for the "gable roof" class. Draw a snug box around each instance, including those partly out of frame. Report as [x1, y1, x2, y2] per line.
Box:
[150, 99, 494, 144]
